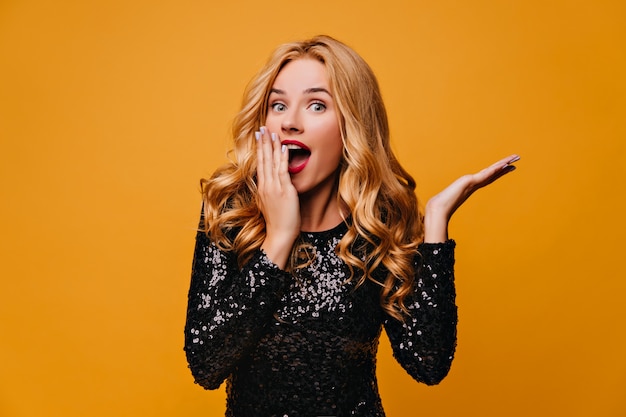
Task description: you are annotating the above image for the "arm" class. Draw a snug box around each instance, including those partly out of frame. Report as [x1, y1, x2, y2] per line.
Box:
[385, 154, 519, 383]
[183, 229, 290, 390]
[184, 128, 299, 389]
[383, 240, 457, 385]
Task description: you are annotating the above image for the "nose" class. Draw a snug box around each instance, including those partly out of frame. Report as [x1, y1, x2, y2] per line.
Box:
[280, 109, 302, 135]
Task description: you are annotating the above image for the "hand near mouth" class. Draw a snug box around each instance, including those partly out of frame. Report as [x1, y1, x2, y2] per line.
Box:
[255, 127, 301, 270]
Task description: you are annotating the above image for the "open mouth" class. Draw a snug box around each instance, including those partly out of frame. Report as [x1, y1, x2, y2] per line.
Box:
[284, 142, 311, 174]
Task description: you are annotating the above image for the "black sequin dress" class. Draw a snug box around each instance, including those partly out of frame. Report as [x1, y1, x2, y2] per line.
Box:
[184, 220, 457, 417]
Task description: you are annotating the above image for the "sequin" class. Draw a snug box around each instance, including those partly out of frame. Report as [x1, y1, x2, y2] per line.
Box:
[184, 220, 457, 416]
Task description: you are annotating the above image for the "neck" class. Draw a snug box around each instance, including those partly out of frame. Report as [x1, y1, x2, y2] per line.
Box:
[299, 186, 344, 232]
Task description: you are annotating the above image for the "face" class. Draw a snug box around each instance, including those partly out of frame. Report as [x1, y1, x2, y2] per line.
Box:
[265, 58, 343, 196]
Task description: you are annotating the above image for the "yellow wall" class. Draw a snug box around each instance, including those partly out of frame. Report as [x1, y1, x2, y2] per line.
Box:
[1, 1, 624, 416]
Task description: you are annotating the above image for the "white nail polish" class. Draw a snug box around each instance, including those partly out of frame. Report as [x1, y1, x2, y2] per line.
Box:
[255, 131, 261, 141]
[260, 126, 266, 135]
[271, 133, 277, 141]
[281, 144, 286, 153]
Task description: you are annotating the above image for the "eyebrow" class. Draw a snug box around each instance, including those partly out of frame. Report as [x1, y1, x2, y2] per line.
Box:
[270, 87, 332, 96]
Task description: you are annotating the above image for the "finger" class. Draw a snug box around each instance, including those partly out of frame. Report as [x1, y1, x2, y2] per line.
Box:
[492, 154, 521, 170]
[271, 132, 282, 174]
[486, 164, 515, 183]
[255, 130, 264, 187]
[277, 139, 292, 187]
[260, 126, 275, 184]
[475, 154, 520, 187]
[501, 154, 520, 171]
[480, 154, 521, 177]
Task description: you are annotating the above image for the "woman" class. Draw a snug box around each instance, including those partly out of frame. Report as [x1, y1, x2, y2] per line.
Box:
[184, 35, 519, 416]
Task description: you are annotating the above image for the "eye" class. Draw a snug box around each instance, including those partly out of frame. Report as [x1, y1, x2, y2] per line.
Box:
[309, 101, 326, 112]
[271, 102, 287, 112]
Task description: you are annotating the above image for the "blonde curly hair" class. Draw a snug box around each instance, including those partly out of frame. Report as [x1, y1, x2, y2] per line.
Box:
[201, 35, 424, 320]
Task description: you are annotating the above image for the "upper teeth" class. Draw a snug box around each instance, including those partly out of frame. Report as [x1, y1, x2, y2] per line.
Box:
[285, 144, 303, 150]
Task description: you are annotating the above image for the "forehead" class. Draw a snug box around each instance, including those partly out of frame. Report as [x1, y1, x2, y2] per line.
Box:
[272, 58, 329, 90]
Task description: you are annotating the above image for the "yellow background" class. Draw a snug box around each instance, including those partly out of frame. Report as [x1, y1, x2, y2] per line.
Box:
[1, 1, 625, 416]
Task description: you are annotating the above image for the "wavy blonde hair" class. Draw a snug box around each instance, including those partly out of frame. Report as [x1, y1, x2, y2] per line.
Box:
[201, 35, 423, 320]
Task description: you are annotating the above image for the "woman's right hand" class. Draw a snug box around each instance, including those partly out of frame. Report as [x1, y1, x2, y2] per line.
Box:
[256, 127, 300, 269]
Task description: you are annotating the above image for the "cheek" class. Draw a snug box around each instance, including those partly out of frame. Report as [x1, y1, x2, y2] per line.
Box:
[264, 114, 280, 132]
[323, 123, 343, 156]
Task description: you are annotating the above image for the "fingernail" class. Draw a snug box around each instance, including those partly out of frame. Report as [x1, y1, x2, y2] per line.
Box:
[255, 131, 261, 141]
[271, 133, 277, 142]
[281, 144, 286, 153]
[260, 126, 266, 135]
[510, 155, 521, 163]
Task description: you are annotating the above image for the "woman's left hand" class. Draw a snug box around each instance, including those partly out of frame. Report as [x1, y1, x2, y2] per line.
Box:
[423, 154, 520, 243]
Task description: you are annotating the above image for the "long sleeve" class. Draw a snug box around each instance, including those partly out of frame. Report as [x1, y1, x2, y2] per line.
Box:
[183, 229, 291, 390]
[383, 240, 457, 385]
